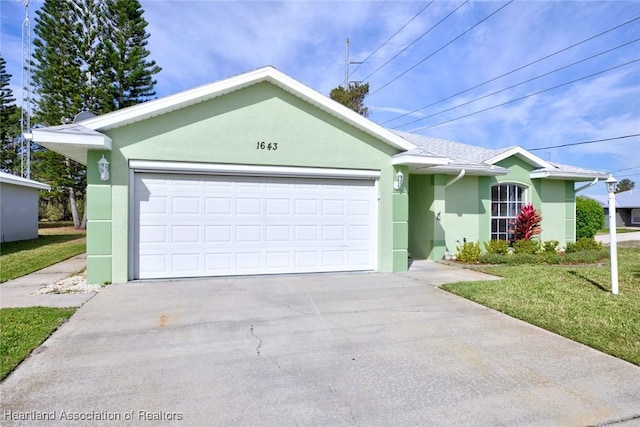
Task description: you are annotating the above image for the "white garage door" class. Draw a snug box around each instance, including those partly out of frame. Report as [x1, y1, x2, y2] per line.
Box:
[133, 173, 378, 279]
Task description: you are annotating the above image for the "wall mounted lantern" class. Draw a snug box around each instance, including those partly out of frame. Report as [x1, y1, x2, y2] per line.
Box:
[605, 174, 618, 295]
[394, 170, 404, 190]
[98, 155, 110, 181]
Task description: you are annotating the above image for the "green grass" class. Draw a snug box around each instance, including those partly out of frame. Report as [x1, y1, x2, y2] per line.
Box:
[0, 307, 76, 380]
[0, 234, 86, 283]
[442, 247, 640, 365]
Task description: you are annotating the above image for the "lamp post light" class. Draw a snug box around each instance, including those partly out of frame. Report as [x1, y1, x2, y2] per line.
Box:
[605, 174, 618, 295]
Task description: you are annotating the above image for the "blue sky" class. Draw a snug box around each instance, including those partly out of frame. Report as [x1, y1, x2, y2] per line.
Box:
[1, 0, 639, 194]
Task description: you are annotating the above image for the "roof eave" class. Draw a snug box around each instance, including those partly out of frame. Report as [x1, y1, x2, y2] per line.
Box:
[391, 154, 450, 167]
[0, 173, 51, 191]
[485, 147, 553, 169]
[412, 164, 509, 176]
[27, 128, 112, 165]
[530, 170, 609, 181]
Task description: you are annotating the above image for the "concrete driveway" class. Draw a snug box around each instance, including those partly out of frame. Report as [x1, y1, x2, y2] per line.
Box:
[2, 265, 640, 426]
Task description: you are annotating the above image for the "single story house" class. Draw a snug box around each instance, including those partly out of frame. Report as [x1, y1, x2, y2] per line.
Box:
[0, 171, 51, 242]
[585, 190, 640, 228]
[27, 67, 607, 284]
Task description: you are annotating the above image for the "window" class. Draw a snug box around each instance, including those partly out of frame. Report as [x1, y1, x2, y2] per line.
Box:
[491, 184, 526, 241]
[632, 209, 640, 225]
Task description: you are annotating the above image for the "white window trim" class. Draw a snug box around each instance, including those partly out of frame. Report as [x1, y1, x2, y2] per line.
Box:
[490, 183, 528, 240]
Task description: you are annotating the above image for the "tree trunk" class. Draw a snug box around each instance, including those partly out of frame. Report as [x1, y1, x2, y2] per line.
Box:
[69, 186, 81, 229]
[80, 193, 88, 230]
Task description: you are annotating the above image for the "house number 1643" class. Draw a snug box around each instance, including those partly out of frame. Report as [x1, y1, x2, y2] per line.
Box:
[256, 141, 278, 151]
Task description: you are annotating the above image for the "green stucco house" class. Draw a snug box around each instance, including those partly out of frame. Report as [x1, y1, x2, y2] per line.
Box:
[27, 67, 607, 284]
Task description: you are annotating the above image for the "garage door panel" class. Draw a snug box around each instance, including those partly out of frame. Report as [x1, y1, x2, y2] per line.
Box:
[134, 173, 377, 279]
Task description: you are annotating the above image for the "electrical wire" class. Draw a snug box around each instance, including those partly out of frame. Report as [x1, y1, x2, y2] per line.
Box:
[381, 15, 640, 125]
[369, 0, 514, 97]
[610, 165, 640, 173]
[392, 38, 640, 129]
[409, 58, 640, 131]
[360, 0, 469, 83]
[527, 134, 640, 151]
[349, 1, 434, 78]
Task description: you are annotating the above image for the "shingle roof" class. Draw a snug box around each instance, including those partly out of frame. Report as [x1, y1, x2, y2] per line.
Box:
[589, 189, 640, 208]
[392, 130, 607, 180]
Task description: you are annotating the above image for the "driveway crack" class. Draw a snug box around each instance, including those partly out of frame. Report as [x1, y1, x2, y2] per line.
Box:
[250, 324, 262, 357]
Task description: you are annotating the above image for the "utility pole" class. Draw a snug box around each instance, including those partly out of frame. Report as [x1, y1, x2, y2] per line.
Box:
[344, 38, 363, 89]
[21, 0, 32, 179]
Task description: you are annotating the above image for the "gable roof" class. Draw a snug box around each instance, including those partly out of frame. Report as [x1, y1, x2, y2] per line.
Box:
[393, 130, 606, 180]
[27, 66, 419, 165]
[0, 172, 51, 191]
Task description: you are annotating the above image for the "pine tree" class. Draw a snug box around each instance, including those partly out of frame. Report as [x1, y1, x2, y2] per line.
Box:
[31, 0, 161, 228]
[0, 54, 20, 174]
[104, 0, 162, 109]
[329, 82, 370, 117]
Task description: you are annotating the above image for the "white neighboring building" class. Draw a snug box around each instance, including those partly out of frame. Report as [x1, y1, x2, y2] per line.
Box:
[0, 172, 51, 242]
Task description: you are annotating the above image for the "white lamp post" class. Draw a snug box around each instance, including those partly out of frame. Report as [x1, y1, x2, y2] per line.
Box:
[605, 174, 618, 295]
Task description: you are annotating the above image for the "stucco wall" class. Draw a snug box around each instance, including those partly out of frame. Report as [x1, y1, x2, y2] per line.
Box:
[87, 82, 404, 284]
[0, 183, 40, 242]
[408, 156, 578, 260]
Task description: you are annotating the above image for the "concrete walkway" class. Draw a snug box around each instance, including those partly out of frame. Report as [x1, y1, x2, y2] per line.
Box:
[595, 230, 640, 244]
[2, 266, 639, 426]
[0, 254, 95, 308]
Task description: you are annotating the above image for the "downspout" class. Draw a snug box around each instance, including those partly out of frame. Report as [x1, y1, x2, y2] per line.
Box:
[445, 169, 466, 188]
[575, 177, 599, 194]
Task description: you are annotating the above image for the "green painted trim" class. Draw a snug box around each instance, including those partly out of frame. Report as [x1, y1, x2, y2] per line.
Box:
[393, 221, 408, 249]
[87, 256, 112, 285]
[87, 221, 111, 255]
[392, 249, 408, 272]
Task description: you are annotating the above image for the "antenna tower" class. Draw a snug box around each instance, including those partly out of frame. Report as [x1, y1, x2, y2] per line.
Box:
[21, 0, 32, 179]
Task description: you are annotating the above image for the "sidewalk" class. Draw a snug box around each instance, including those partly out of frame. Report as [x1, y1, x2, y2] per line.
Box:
[0, 254, 96, 308]
[595, 230, 640, 244]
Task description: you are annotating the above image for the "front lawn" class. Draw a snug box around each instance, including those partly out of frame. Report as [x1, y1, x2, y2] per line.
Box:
[442, 247, 640, 365]
[0, 307, 76, 380]
[1, 222, 86, 283]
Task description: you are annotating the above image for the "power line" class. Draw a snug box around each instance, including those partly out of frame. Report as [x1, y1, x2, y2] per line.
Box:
[350, 1, 434, 78]
[360, 1, 469, 83]
[610, 165, 640, 173]
[369, 0, 514, 97]
[527, 134, 640, 151]
[393, 38, 639, 129]
[381, 15, 640, 125]
[410, 58, 640, 131]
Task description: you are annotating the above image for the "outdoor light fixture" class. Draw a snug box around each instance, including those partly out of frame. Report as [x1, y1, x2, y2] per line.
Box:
[605, 174, 619, 295]
[394, 170, 404, 190]
[98, 155, 110, 181]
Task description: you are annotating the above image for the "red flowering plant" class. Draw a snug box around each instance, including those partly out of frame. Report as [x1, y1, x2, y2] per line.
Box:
[510, 204, 542, 241]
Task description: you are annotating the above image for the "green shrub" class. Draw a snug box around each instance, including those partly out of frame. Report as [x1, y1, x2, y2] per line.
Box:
[479, 253, 509, 264]
[564, 249, 609, 264]
[484, 239, 510, 255]
[540, 252, 562, 264]
[576, 196, 604, 239]
[513, 239, 540, 255]
[456, 241, 481, 263]
[511, 253, 538, 264]
[542, 240, 559, 253]
[566, 237, 602, 253]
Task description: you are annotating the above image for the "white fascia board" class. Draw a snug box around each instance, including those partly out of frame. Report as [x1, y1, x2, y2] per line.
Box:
[129, 160, 381, 180]
[391, 154, 450, 166]
[414, 164, 509, 176]
[80, 66, 416, 152]
[485, 146, 552, 169]
[0, 173, 51, 191]
[530, 170, 609, 181]
[28, 127, 112, 166]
